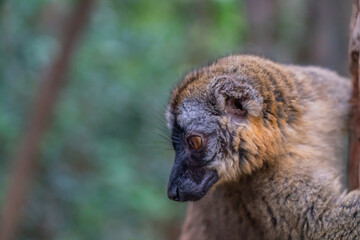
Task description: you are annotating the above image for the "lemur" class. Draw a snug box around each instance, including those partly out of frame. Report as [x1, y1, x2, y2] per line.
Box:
[165, 55, 359, 239]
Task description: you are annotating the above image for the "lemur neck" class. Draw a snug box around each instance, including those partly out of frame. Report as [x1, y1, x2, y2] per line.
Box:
[182, 163, 340, 239]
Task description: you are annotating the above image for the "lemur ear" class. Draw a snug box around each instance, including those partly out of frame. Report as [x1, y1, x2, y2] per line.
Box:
[224, 96, 247, 120]
[210, 76, 263, 118]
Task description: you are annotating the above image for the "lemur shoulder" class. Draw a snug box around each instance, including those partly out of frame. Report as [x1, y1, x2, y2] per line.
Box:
[165, 55, 359, 239]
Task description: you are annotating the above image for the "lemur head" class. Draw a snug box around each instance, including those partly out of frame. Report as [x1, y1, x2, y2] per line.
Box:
[166, 55, 300, 202]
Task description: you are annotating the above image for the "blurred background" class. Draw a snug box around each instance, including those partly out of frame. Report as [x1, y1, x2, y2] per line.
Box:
[0, 0, 352, 239]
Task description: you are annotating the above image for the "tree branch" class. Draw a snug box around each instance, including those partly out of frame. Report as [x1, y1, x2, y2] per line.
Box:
[348, 0, 360, 190]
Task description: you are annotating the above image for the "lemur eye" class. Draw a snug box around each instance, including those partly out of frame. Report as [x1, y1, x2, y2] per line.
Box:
[187, 135, 202, 150]
[225, 97, 247, 117]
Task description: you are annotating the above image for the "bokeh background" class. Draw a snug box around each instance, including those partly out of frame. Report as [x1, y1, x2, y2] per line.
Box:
[0, 0, 352, 239]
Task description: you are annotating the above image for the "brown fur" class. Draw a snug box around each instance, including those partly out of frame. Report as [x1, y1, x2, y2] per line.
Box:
[166, 55, 360, 239]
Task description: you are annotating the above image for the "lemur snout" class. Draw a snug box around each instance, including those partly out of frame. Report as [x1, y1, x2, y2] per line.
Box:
[167, 184, 180, 201]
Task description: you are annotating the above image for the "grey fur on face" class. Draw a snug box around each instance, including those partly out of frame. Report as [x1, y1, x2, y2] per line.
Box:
[175, 98, 221, 163]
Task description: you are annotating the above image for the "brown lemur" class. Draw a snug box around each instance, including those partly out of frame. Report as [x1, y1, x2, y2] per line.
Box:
[166, 55, 360, 239]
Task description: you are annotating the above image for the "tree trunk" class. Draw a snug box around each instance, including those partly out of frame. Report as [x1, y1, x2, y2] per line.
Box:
[348, 0, 360, 190]
[0, 1, 94, 240]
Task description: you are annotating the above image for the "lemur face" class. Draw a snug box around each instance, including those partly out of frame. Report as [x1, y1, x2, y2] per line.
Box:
[166, 55, 298, 202]
[166, 96, 221, 202]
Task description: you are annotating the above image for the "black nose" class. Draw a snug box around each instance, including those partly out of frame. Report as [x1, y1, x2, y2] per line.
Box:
[167, 185, 180, 201]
